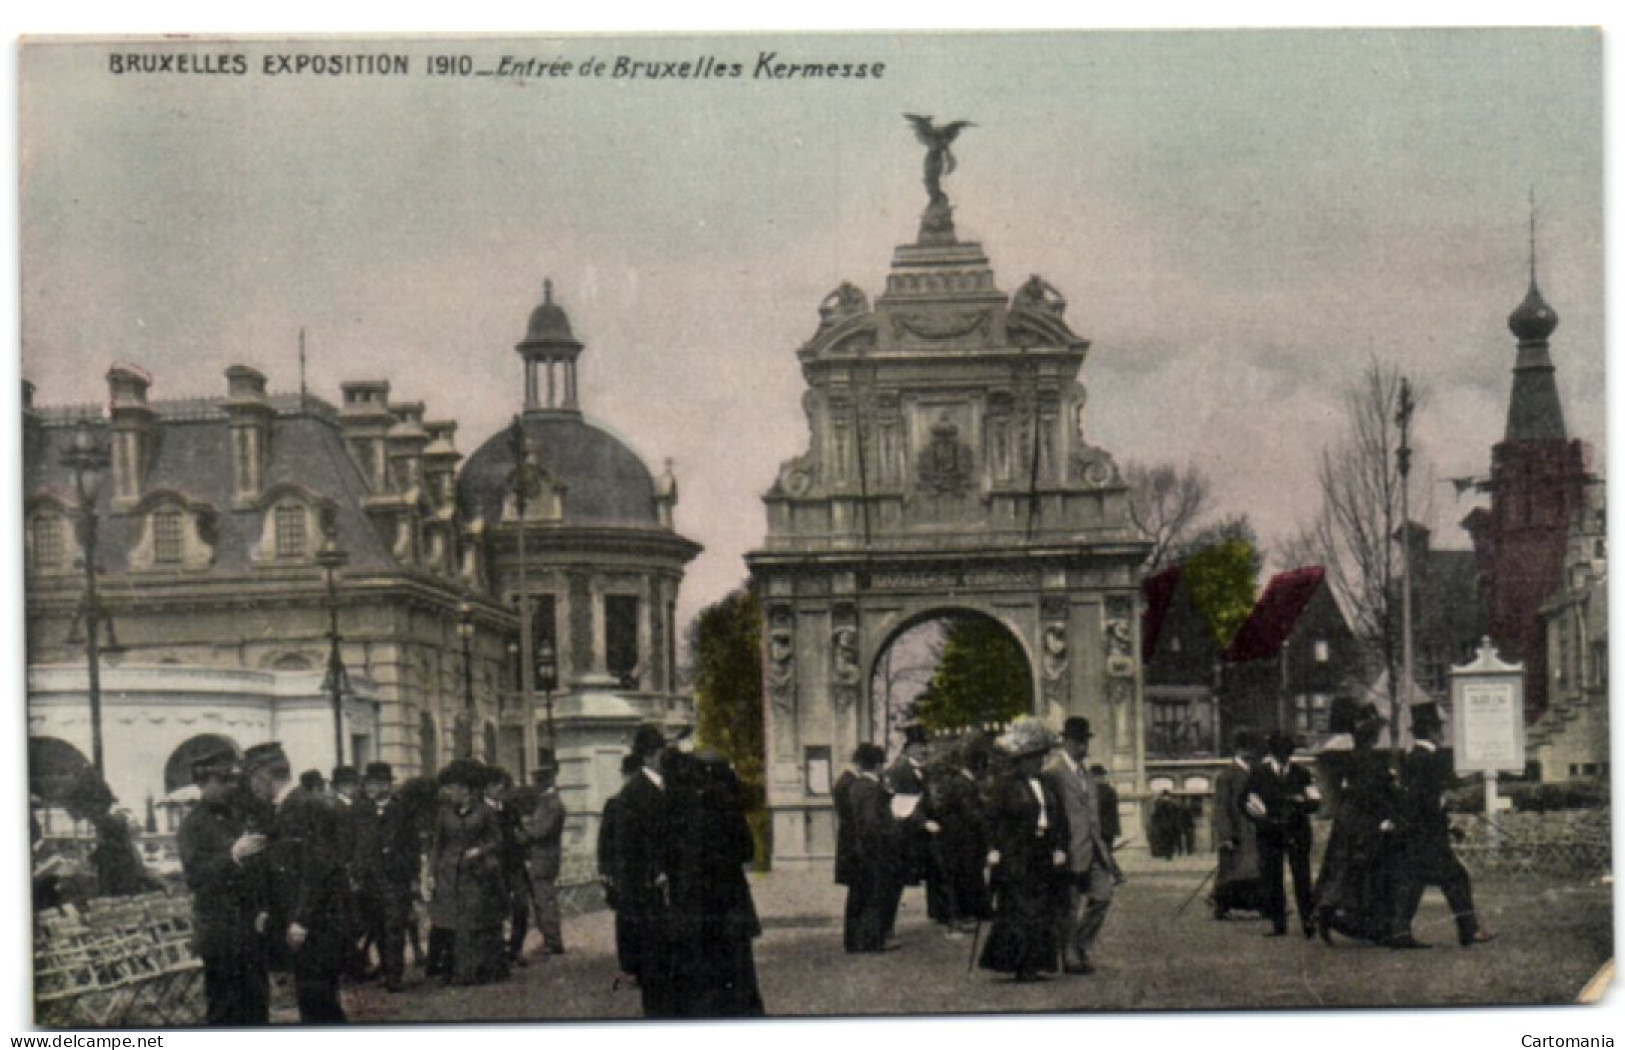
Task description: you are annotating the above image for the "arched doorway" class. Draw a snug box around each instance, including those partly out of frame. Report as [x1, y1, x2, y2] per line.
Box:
[163, 734, 241, 793]
[868, 608, 1033, 756]
[419, 711, 439, 776]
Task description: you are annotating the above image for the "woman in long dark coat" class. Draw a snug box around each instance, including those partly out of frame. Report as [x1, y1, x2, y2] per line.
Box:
[978, 721, 1067, 982]
[666, 752, 765, 1016]
[1211, 729, 1264, 918]
[428, 759, 510, 985]
[1313, 705, 1399, 944]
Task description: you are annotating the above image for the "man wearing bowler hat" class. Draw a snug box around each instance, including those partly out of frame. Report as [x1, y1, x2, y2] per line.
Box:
[1042, 716, 1114, 974]
[177, 748, 271, 1025]
[1388, 702, 1495, 949]
[524, 748, 567, 957]
[354, 761, 416, 991]
[242, 742, 350, 1023]
[617, 722, 683, 1017]
[1246, 732, 1321, 938]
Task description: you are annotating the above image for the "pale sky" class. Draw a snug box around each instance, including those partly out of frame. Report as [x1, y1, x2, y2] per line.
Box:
[17, 30, 1606, 632]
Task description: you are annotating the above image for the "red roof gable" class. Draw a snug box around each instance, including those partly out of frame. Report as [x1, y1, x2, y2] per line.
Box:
[1140, 564, 1183, 663]
[1222, 566, 1327, 663]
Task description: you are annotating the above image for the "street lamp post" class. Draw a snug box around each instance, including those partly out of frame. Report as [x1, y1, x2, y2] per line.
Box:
[62, 422, 111, 778]
[316, 533, 351, 768]
[456, 604, 476, 759]
[507, 417, 537, 781]
[536, 637, 558, 750]
[1396, 377, 1416, 761]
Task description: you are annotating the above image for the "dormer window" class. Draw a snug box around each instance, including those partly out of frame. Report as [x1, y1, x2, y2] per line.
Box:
[152, 508, 185, 564]
[275, 503, 308, 558]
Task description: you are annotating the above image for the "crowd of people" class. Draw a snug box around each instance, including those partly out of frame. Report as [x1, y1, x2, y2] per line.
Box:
[163, 698, 1492, 1024]
[1205, 700, 1496, 950]
[832, 717, 1125, 982]
[174, 741, 567, 1025]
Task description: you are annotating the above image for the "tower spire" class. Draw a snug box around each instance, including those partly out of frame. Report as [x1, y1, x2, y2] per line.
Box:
[1528, 186, 1538, 287]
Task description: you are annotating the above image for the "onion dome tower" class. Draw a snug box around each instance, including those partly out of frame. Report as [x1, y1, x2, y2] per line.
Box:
[1464, 212, 1588, 719]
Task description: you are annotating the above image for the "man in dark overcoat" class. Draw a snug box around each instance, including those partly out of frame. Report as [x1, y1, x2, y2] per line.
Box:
[598, 753, 642, 980]
[1212, 728, 1264, 919]
[1388, 703, 1495, 949]
[176, 749, 270, 1025]
[1246, 733, 1321, 937]
[244, 741, 350, 1023]
[845, 742, 904, 952]
[524, 749, 567, 956]
[927, 735, 993, 933]
[884, 725, 942, 928]
[352, 762, 417, 991]
[617, 723, 682, 1017]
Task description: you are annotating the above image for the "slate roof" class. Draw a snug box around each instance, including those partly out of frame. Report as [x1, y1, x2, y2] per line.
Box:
[25, 400, 398, 574]
[1222, 566, 1327, 663]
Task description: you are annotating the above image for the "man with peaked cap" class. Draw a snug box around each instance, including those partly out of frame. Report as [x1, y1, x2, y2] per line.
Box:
[242, 742, 350, 1023]
[617, 722, 683, 1016]
[1212, 727, 1264, 920]
[177, 748, 271, 1025]
[1388, 702, 1495, 950]
[327, 764, 366, 979]
[352, 762, 416, 992]
[1043, 717, 1113, 974]
[844, 742, 904, 952]
[523, 748, 567, 957]
[1246, 732, 1321, 938]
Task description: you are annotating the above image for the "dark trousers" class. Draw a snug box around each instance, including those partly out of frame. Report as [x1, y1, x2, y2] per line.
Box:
[845, 867, 899, 951]
[532, 876, 563, 950]
[292, 941, 347, 1024]
[202, 953, 269, 1026]
[372, 883, 412, 984]
[1258, 828, 1314, 933]
[1392, 846, 1479, 944]
[505, 874, 530, 958]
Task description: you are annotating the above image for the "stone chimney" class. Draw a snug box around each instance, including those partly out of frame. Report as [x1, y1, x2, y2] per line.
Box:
[106, 365, 156, 508]
[339, 380, 393, 491]
[422, 420, 462, 511]
[224, 366, 274, 506]
[386, 401, 429, 496]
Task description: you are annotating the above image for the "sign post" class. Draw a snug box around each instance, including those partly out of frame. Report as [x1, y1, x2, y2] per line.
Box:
[1449, 637, 1527, 843]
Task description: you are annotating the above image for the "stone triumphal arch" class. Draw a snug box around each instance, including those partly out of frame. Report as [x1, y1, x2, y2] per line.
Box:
[747, 118, 1151, 870]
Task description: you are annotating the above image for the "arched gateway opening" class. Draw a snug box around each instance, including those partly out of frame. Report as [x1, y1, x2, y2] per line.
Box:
[746, 124, 1150, 871]
[869, 609, 1033, 755]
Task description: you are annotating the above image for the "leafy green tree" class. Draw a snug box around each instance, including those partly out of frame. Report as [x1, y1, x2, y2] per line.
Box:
[1175, 515, 1262, 648]
[914, 614, 1032, 731]
[687, 587, 768, 864]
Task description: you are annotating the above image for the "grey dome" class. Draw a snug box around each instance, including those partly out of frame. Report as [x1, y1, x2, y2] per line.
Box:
[458, 413, 658, 527]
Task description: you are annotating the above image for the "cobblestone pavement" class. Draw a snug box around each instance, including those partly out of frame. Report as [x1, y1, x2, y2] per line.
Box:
[330, 861, 1611, 1023]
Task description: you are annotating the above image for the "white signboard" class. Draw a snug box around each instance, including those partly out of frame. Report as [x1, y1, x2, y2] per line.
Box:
[1452, 677, 1526, 773]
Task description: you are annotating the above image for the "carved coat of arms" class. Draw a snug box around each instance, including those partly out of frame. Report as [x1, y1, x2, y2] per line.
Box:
[916, 413, 976, 496]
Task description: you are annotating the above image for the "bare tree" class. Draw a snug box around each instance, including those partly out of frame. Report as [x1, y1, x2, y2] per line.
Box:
[1125, 461, 1213, 571]
[1285, 359, 1430, 701]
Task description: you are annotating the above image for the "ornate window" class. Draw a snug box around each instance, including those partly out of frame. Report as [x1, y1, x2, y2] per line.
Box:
[152, 508, 185, 564]
[605, 594, 640, 688]
[30, 514, 65, 572]
[274, 503, 308, 558]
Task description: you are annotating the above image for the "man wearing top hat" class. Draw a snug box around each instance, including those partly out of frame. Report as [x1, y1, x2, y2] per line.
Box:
[884, 724, 942, 932]
[352, 762, 417, 992]
[1388, 702, 1495, 949]
[1245, 732, 1321, 938]
[617, 722, 683, 1017]
[1042, 717, 1114, 974]
[241, 742, 350, 1023]
[177, 748, 271, 1025]
[524, 748, 568, 956]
